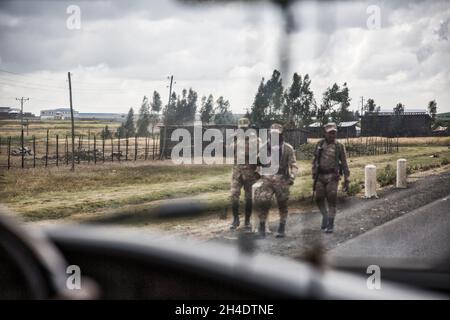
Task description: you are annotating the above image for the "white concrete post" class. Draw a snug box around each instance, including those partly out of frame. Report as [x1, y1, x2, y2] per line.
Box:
[396, 159, 407, 188]
[365, 164, 377, 198]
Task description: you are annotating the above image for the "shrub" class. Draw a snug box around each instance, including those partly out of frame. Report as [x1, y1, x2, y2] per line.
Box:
[346, 180, 362, 196]
[377, 164, 396, 187]
[296, 143, 316, 160]
[441, 158, 449, 166]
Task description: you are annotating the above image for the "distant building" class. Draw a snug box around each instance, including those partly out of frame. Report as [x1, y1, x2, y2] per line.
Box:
[307, 121, 359, 138]
[361, 111, 432, 137]
[40, 108, 79, 120]
[0, 107, 33, 119]
[432, 126, 449, 136]
[78, 113, 126, 121]
[307, 122, 323, 138]
[338, 121, 359, 138]
[0, 107, 14, 119]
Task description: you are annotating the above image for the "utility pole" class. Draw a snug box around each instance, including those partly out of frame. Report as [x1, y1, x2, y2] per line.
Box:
[16, 97, 29, 168]
[16, 97, 29, 127]
[68, 72, 75, 171]
[360, 96, 364, 116]
[159, 75, 175, 160]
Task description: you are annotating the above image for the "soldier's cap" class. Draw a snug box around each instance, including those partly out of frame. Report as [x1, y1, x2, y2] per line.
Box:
[324, 122, 337, 133]
[270, 123, 283, 134]
[238, 117, 250, 129]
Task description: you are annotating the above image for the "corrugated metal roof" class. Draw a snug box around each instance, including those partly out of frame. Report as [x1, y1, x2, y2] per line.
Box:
[339, 121, 358, 127]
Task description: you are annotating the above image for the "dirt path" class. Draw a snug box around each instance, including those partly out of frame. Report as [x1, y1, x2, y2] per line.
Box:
[211, 167, 450, 259]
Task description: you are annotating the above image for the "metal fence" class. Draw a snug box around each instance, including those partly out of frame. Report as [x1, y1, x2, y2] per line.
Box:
[0, 132, 160, 170]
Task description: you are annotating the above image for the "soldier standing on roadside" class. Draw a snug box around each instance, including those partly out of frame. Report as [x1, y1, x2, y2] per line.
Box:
[255, 123, 298, 238]
[312, 123, 350, 233]
[229, 118, 260, 230]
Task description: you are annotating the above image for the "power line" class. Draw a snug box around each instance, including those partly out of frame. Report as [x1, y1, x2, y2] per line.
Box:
[0, 68, 167, 93]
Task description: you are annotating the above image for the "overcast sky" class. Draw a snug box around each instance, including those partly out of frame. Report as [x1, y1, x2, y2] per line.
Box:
[0, 0, 449, 115]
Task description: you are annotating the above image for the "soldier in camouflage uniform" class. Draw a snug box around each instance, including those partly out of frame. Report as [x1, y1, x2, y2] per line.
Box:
[254, 124, 298, 238]
[312, 123, 350, 233]
[229, 118, 260, 230]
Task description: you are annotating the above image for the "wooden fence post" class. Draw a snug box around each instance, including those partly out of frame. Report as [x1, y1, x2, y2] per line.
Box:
[102, 138, 105, 162]
[65, 135, 69, 165]
[88, 130, 91, 164]
[56, 134, 59, 166]
[94, 135, 97, 164]
[7, 136, 11, 170]
[21, 128, 25, 169]
[134, 135, 138, 161]
[118, 136, 121, 162]
[45, 129, 49, 167]
[78, 135, 81, 164]
[125, 136, 129, 161]
[145, 136, 148, 160]
[33, 135, 36, 168]
[152, 135, 156, 160]
[111, 137, 114, 162]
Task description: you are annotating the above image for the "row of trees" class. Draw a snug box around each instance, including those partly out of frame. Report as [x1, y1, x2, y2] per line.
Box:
[248, 69, 355, 128]
[102, 87, 235, 138]
[102, 70, 440, 138]
[163, 89, 234, 126]
[248, 69, 440, 129]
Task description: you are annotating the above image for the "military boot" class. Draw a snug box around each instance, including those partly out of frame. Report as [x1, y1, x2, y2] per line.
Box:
[257, 221, 266, 238]
[230, 215, 240, 230]
[321, 214, 328, 231]
[244, 201, 252, 231]
[325, 217, 335, 233]
[275, 221, 286, 238]
[229, 202, 240, 230]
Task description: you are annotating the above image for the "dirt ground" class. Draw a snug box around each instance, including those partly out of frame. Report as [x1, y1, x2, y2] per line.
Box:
[130, 165, 450, 260]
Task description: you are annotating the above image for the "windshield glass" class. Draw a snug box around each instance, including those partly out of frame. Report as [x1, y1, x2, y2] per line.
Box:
[0, 0, 449, 299]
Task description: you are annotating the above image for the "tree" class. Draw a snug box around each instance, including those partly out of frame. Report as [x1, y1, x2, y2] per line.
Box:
[249, 69, 285, 127]
[283, 73, 314, 128]
[214, 96, 234, 125]
[101, 125, 112, 139]
[392, 103, 405, 136]
[151, 90, 162, 113]
[185, 88, 198, 124]
[163, 91, 178, 126]
[249, 78, 269, 127]
[365, 98, 376, 113]
[428, 100, 437, 122]
[137, 96, 151, 137]
[265, 69, 284, 118]
[123, 107, 136, 137]
[318, 82, 352, 125]
[166, 88, 198, 125]
[115, 124, 126, 139]
[199, 94, 215, 124]
[393, 103, 404, 115]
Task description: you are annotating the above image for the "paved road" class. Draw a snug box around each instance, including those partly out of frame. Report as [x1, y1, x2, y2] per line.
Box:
[215, 170, 450, 259]
[328, 196, 450, 260]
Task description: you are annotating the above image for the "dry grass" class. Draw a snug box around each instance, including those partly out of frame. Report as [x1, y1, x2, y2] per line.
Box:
[0, 119, 122, 141]
[1, 145, 449, 222]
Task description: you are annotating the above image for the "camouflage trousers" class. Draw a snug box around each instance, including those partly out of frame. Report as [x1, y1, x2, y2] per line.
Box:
[314, 173, 339, 219]
[230, 166, 259, 216]
[255, 175, 291, 223]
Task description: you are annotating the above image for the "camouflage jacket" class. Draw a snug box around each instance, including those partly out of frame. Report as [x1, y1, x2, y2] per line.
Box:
[312, 139, 350, 179]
